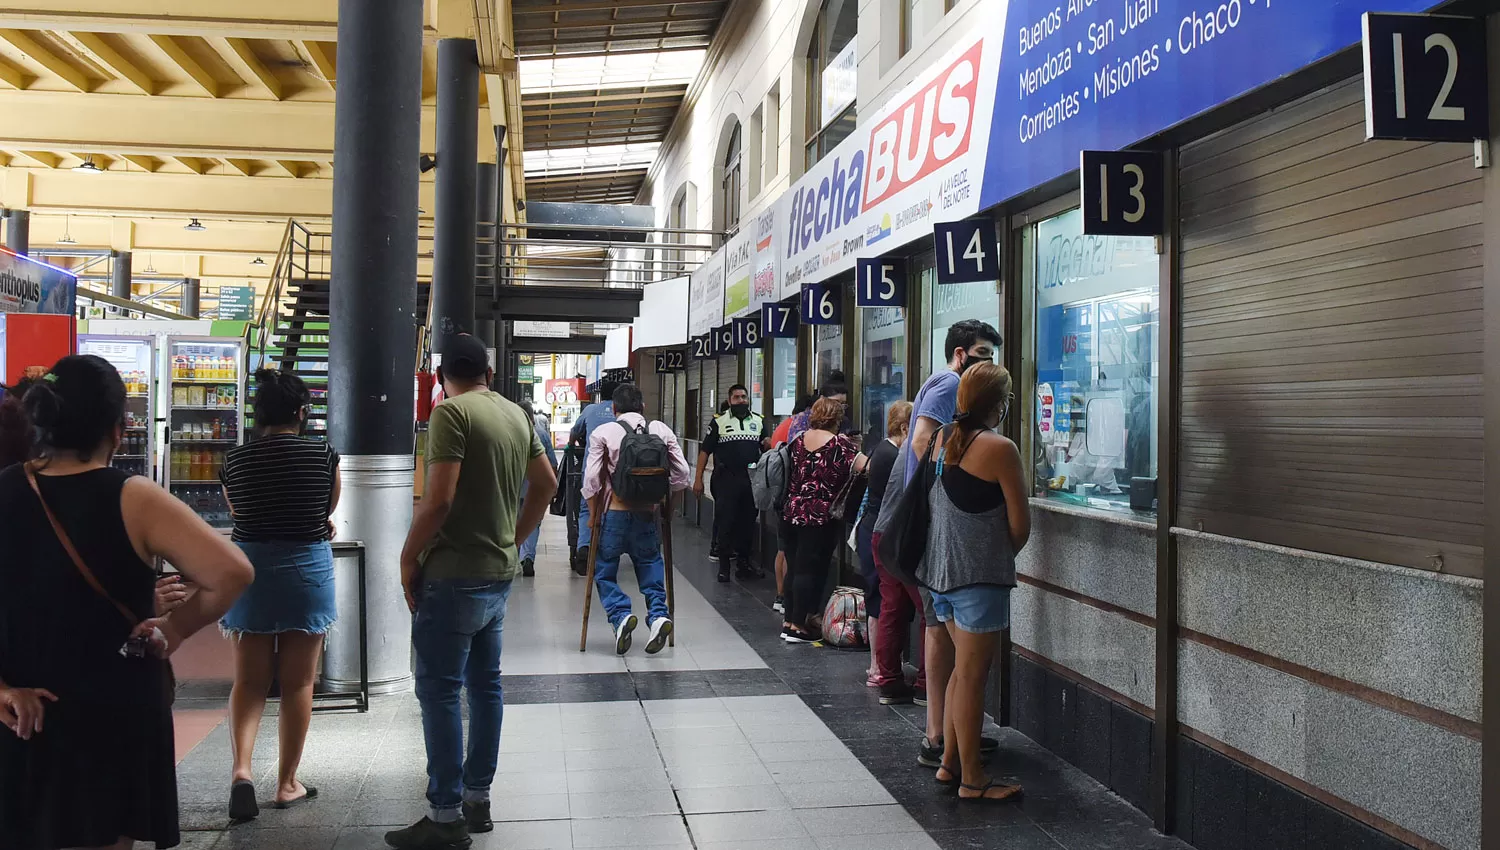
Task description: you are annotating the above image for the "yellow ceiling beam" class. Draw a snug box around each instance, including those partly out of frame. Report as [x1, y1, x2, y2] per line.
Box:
[0, 28, 91, 91]
[67, 32, 154, 95]
[169, 155, 210, 174]
[15, 149, 58, 167]
[146, 34, 217, 97]
[221, 158, 254, 176]
[214, 37, 281, 100]
[299, 40, 334, 90]
[0, 89, 463, 161]
[0, 2, 341, 40]
[120, 154, 158, 172]
[0, 55, 32, 88]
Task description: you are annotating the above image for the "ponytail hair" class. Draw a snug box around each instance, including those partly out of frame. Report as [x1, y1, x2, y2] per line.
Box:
[948, 363, 1012, 466]
[21, 355, 126, 463]
[253, 368, 311, 430]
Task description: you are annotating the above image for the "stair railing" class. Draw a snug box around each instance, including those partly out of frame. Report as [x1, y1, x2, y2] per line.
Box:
[253, 219, 298, 368]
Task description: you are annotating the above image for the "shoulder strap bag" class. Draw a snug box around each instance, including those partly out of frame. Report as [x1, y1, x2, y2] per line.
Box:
[871, 426, 945, 586]
[25, 464, 176, 702]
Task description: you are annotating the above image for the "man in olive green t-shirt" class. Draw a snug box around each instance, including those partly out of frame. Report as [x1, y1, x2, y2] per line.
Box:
[391, 334, 557, 850]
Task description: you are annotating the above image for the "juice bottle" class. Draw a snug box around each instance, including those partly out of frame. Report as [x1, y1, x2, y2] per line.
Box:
[221, 356, 232, 381]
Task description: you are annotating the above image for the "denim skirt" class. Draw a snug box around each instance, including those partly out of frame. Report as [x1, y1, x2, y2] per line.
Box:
[221, 540, 337, 636]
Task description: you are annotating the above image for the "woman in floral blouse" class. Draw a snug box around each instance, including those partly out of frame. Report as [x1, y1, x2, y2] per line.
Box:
[779, 397, 857, 643]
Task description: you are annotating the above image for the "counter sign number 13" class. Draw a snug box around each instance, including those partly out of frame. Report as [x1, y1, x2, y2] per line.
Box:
[1080, 150, 1163, 237]
[1362, 12, 1487, 143]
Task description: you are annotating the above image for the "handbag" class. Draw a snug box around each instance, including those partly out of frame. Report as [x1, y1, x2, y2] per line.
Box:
[829, 457, 867, 524]
[25, 464, 176, 705]
[872, 426, 944, 586]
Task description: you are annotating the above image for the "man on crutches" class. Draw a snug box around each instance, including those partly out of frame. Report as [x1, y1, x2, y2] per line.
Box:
[579, 384, 691, 655]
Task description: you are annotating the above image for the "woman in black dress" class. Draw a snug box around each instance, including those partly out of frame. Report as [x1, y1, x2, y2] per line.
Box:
[0, 354, 253, 850]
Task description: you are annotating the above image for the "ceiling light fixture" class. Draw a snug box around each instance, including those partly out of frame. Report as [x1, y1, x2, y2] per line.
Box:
[143, 254, 157, 274]
[56, 215, 76, 244]
[73, 156, 104, 174]
[250, 256, 266, 266]
[185, 218, 206, 231]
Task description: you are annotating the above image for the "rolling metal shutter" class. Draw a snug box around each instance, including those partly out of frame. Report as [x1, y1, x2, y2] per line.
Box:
[716, 353, 739, 418]
[1177, 77, 1483, 577]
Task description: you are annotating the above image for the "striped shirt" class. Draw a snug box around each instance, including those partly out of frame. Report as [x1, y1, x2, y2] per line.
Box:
[221, 434, 340, 543]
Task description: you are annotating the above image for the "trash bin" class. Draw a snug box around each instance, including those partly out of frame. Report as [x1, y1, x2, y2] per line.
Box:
[321, 540, 369, 698]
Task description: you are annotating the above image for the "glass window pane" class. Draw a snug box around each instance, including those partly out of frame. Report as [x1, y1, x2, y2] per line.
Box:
[860, 306, 905, 443]
[744, 347, 764, 411]
[772, 336, 798, 417]
[1030, 207, 1159, 515]
[815, 323, 844, 387]
[928, 276, 999, 375]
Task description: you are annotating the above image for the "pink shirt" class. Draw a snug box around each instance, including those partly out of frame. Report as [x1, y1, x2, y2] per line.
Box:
[582, 412, 692, 504]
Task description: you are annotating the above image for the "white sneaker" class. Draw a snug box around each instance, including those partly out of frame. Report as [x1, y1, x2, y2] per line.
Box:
[645, 617, 673, 654]
[614, 615, 638, 655]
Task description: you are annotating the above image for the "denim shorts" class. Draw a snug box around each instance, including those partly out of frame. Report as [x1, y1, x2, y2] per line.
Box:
[925, 584, 1011, 634]
[221, 540, 337, 636]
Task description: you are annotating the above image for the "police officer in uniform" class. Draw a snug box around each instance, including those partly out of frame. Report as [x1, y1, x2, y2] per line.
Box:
[693, 384, 769, 582]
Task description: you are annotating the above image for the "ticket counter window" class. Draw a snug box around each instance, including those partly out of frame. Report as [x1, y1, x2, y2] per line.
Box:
[743, 347, 765, 412]
[772, 336, 798, 417]
[859, 306, 905, 442]
[924, 270, 1000, 375]
[1025, 208, 1159, 515]
[814, 323, 844, 388]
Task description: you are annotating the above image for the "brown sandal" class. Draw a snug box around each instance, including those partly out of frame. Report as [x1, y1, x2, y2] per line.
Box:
[958, 781, 1023, 802]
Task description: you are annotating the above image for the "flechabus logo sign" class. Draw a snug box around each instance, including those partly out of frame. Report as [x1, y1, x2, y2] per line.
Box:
[863, 41, 984, 212]
[785, 151, 866, 258]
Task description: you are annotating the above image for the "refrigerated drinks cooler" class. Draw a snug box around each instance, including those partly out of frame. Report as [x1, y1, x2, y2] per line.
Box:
[163, 336, 244, 528]
[78, 335, 158, 479]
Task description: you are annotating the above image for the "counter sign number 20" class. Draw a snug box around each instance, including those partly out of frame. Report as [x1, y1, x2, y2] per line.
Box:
[1362, 12, 1487, 143]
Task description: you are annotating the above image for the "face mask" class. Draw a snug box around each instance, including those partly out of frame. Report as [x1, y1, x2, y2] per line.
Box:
[959, 352, 991, 374]
[731, 403, 751, 418]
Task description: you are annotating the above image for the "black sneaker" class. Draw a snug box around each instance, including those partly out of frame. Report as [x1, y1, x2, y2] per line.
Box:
[913, 686, 929, 707]
[573, 547, 589, 577]
[709, 541, 720, 562]
[717, 564, 731, 583]
[520, 558, 535, 578]
[384, 816, 472, 850]
[735, 559, 763, 580]
[772, 595, 785, 613]
[461, 801, 492, 834]
[878, 683, 914, 705]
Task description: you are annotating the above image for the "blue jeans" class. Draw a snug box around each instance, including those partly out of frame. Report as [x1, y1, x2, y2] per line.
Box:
[594, 510, 670, 628]
[412, 579, 513, 819]
[578, 497, 593, 550]
[519, 524, 540, 562]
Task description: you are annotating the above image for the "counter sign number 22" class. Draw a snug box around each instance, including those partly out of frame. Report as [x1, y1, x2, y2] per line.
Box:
[1362, 12, 1487, 143]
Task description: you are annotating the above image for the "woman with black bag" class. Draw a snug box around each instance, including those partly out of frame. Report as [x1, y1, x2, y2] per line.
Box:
[0, 354, 253, 850]
[779, 397, 857, 644]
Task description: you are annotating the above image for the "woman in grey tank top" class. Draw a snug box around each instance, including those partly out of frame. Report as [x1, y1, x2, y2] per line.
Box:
[921, 363, 1030, 803]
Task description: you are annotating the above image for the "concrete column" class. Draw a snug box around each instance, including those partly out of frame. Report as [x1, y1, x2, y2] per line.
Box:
[431, 38, 479, 350]
[5, 210, 29, 255]
[109, 251, 132, 315]
[326, 0, 423, 694]
[181, 278, 200, 318]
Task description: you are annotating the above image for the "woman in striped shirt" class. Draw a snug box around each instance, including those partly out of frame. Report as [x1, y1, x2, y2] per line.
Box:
[218, 369, 341, 821]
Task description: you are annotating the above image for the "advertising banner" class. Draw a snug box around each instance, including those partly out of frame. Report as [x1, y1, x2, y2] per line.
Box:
[821, 36, 859, 126]
[751, 206, 782, 308]
[0, 249, 77, 315]
[783, 32, 1001, 292]
[722, 229, 754, 319]
[687, 250, 725, 337]
[514, 320, 571, 338]
[981, 0, 1437, 209]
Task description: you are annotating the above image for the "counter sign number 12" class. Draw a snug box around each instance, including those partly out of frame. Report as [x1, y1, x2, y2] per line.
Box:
[1362, 12, 1487, 143]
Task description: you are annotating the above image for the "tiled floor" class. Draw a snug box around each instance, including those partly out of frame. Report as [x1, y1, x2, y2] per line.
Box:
[169, 514, 1189, 850]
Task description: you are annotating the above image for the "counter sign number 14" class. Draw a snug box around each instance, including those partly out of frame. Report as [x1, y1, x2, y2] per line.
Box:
[1362, 12, 1487, 143]
[934, 219, 998, 285]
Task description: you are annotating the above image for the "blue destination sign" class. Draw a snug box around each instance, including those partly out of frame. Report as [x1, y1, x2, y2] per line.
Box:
[981, 0, 1439, 209]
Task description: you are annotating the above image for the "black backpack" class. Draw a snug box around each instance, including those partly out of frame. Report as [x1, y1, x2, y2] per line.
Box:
[612, 420, 672, 508]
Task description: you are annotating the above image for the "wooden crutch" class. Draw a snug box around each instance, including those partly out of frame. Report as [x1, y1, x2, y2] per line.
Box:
[659, 496, 676, 648]
[579, 503, 603, 652]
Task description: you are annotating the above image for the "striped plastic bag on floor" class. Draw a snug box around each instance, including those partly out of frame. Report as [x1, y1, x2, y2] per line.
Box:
[822, 586, 868, 648]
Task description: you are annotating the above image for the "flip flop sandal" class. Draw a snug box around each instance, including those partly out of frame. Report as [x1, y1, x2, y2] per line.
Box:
[958, 781, 1023, 803]
[271, 785, 319, 810]
[935, 764, 961, 788]
[228, 779, 259, 822]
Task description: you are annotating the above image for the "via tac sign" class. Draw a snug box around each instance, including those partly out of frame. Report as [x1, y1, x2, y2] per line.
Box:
[934, 218, 998, 285]
[1080, 150, 1165, 237]
[690, 333, 714, 361]
[1362, 12, 1488, 142]
[713, 324, 736, 356]
[801, 283, 842, 325]
[855, 257, 907, 307]
[762, 301, 798, 338]
[732, 315, 763, 349]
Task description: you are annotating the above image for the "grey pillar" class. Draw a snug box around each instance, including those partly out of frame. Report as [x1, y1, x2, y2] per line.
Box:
[109, 251, 132, 315]
[431, 38, 479, 351]
[325, 0, 423, 695]
[181, 278, 200, 318]
[474, 317, 497, 350]
[5, 210, 29, 255]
